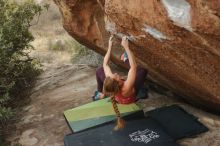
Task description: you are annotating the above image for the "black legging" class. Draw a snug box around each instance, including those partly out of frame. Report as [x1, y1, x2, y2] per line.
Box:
[96, 60, 147, 96]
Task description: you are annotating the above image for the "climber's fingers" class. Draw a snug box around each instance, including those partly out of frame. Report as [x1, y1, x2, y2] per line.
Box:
[109, 35, 114, 41]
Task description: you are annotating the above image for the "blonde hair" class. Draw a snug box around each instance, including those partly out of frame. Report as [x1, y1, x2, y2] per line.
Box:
[103, 76, 120, 97]
[103, 76, 125, 130]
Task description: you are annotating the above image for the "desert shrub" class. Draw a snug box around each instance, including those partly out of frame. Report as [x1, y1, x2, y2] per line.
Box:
[0, 0, 48, 138]
[71, 40, 89, 62]
[48, 38, 76, 53]
[47, 37, 90, 62]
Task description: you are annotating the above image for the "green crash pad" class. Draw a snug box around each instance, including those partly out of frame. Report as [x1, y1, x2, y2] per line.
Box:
[64, 98, 142, 132]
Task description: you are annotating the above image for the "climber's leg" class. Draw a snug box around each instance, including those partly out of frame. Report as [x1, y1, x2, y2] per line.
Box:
[134, 67, 148, 95]
[96, 66, 106, 92]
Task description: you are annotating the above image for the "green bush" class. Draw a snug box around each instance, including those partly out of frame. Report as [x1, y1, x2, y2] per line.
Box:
[48, 38, 76, 53]
[71, 40, 89, 62]
[0, 0, 47, 136]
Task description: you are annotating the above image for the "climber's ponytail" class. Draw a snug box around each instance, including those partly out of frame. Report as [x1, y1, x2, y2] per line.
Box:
[110, 95, 125, 130]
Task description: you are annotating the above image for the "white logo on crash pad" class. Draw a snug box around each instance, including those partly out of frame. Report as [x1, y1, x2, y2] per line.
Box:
[129, 129, 160, 144]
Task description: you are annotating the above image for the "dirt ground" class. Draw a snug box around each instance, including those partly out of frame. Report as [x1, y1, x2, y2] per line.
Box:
[6, 63, 97, 146]
[5, 62, 220, 146]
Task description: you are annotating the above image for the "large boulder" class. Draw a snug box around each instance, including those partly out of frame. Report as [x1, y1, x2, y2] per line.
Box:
[54, 0, 220, 112]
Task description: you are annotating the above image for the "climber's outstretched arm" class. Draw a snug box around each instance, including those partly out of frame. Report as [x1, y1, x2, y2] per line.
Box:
[121, 36, 137, 92]
[103, 36, 113, 77]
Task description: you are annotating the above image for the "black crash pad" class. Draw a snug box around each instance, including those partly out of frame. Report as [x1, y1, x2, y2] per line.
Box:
[146, 105, 208, 139]
[64, 118, 180, 146]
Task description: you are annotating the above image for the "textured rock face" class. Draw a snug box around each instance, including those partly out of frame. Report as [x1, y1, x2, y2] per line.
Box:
[54, 0, 220, 112]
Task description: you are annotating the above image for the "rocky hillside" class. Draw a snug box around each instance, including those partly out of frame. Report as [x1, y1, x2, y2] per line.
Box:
[4, 1, 220, 145]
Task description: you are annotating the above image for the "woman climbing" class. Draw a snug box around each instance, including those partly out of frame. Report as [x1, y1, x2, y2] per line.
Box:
[94, 35, 148, 129]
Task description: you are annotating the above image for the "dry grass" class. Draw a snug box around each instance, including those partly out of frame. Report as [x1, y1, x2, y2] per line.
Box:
[28, 0, 77, 65]
[27, 0, 102, 66]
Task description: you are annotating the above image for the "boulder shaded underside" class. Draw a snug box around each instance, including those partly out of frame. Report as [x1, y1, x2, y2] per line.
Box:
[54, 0, 220, 112]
